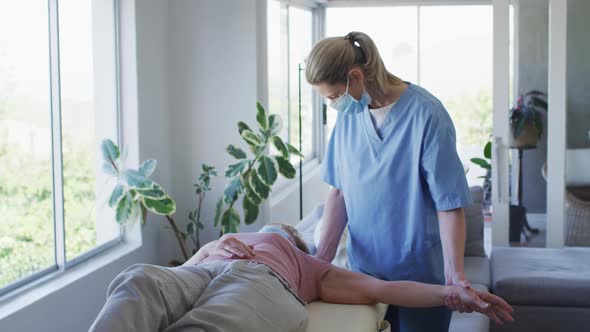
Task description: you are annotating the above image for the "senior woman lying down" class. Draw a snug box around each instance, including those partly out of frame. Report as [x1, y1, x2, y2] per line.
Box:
[90, 223, 513, 332]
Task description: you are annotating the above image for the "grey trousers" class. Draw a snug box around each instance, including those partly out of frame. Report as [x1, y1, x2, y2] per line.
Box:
[89, 260, 309, 332]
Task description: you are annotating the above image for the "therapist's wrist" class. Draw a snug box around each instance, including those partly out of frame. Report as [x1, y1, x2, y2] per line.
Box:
[445, 271, 470, 288]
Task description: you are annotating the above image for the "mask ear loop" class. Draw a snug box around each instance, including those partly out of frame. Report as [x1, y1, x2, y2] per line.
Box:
[345, 75, 350, 94]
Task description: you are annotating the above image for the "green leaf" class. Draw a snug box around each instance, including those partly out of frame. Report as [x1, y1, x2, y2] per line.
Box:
[257, 155, 278, 186]
[237, 121, 252, 136]
[128, 200, 140, 225]
[142, 195, 176, 215]
[115, 192, 133, 224]
[225, 160, 249, 178]
[249, 170, 269, 200]
[187, 222, 195, 235]
[243, 195, 259, 225]
[101, 139, 120, 163]
[108, 184, 125, 208]
[483, 141, 492, 159]
[214, 197, 223, 227]
[102, 162, 118, 176]
[286, 142, 303, 158]
[138, 159, 157, 177]
[271, 136, 289, 158]
[243, 173, 262, 204]
[470, 158, 491, 170]
[226, 144, 247, 159]
[275, 156, 296, 179]
[256, 102, 268, 130]
[221, 207, 240, 234]
[268, 114, 282, 136]
[202, 163, 214, 172]
[135, 184, 166, 200]
[122, 169, 152, 188]
[223, 177, 244, 205]
[241, 129, 262, 147]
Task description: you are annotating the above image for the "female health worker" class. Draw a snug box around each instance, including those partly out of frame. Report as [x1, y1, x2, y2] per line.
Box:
[307, 32, 477, 332]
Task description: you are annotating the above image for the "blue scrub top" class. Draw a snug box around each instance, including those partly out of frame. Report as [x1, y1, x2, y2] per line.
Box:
[321, 82, 471, 284]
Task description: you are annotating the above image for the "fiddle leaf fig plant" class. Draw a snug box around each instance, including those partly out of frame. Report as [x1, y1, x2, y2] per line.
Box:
[101, 139, 190, 260]
[215, 102, 302, 234]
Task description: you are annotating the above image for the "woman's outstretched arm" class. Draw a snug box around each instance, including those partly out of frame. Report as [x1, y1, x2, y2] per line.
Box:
[319, 265, 514, 324]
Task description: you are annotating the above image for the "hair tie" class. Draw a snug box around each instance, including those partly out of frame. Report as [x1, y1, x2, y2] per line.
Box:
[344, 33, 354, 43]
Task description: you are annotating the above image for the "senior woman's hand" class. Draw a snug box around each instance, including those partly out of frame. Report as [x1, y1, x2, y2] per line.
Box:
[445, 286, 515, 325]
[182, 236, 255, 266]
[445, 271, 474, 313]
[210, 236, 256, 258]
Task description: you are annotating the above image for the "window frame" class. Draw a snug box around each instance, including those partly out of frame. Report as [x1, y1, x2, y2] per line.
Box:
[0, 0, 124, 298]
[271, 0, 496, 196]
[268, 0, 326, 193]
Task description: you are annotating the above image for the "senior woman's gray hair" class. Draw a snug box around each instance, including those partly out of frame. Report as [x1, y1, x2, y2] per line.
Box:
[269, 223, 310, 254]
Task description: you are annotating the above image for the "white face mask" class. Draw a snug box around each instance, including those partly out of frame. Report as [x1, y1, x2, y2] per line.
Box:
[330, 76, 372, 115]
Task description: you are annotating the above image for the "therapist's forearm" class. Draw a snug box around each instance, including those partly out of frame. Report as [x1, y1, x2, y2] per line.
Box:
[438, 208, 466, 282]
[316, 187, 348, 262]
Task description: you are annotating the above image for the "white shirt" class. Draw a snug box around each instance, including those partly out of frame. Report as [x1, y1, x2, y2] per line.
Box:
[368, 100, 397, 130]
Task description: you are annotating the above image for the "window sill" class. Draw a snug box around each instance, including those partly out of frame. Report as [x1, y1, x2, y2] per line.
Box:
[0, 237, 141, 320]
[270, 157, 322, 207]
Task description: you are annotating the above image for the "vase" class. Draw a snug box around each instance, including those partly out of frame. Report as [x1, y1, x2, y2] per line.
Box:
[510, 122, 540, 148]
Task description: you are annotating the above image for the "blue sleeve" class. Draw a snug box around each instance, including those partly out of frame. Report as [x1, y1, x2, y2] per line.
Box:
[419, 107, 472, 211]
[320, 119, 342, 190]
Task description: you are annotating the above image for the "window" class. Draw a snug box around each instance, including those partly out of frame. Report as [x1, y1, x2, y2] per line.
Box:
[268, 0, 316, 165]
[326, 4, 493, 186]
[0, 0, 121, 295]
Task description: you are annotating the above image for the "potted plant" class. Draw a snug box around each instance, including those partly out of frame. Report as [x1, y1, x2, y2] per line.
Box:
[470, 140, 492, 211]
[101, 101, 301, 263]
[509, 90, 547, 147]
[101, 139, 194, 262]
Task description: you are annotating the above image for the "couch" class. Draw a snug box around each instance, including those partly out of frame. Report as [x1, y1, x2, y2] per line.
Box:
[490, 247, 590, 332]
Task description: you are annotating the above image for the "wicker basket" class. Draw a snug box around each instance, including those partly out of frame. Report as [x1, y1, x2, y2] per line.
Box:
[542, 163, 590, 246]
[565, 187, 590, 247]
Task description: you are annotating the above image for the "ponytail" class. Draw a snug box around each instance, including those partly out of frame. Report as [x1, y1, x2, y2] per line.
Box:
[305, 31, 402, 94]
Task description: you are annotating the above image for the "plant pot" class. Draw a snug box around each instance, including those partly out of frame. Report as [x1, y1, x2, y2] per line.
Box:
[510, 122, 540, 148]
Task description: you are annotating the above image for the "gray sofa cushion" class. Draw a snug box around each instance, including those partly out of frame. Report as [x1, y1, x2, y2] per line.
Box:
[465, 186, 486, 257]
[491, 247, 590, 307]
[490, 305, 590, 332]
[464, 256, 490, 288]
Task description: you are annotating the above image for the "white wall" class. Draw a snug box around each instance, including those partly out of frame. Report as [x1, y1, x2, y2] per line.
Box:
[271, 166, 330, 225]
[165, 0, 270, 248]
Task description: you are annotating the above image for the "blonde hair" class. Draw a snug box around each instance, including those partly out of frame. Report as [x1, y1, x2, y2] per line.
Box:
[305, 31, 403, 95]
[269, 223, 310, 254]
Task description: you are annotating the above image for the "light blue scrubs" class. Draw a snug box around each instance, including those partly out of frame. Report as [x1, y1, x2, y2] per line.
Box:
[321, 82, 471, 332]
